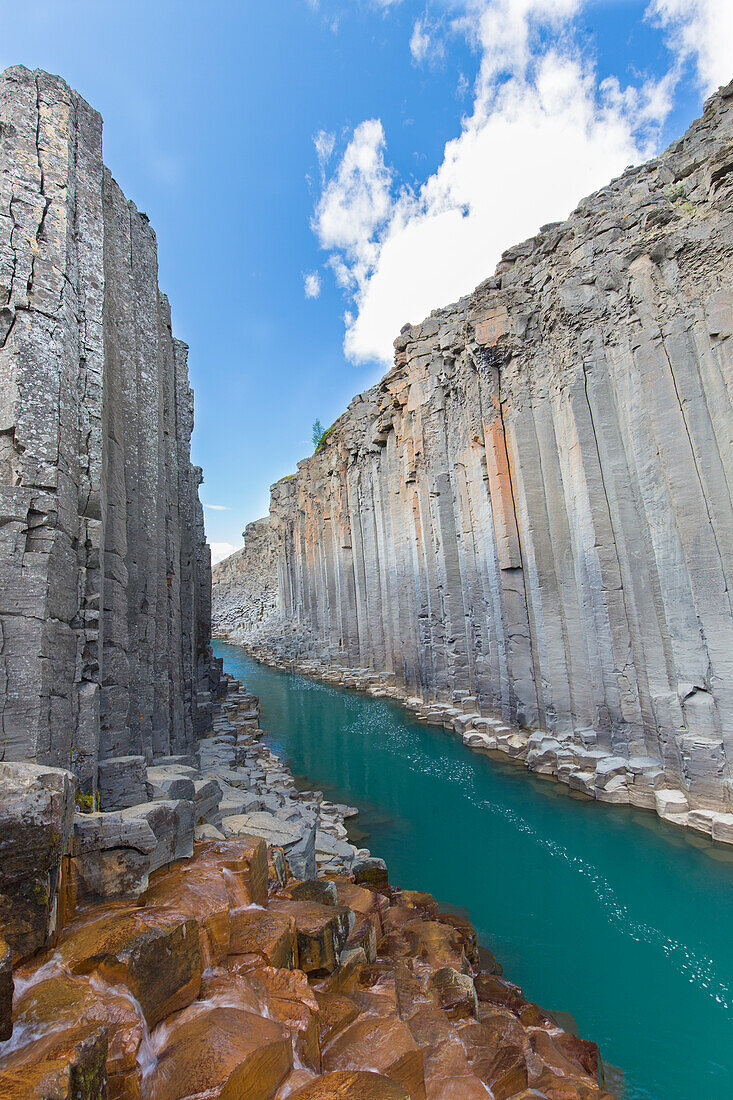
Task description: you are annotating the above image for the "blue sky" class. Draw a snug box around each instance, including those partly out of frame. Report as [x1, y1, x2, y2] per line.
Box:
[3, 0, 730, 559]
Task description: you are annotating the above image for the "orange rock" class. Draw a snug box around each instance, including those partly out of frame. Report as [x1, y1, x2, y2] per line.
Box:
[55, 905, 201, 1028]
[406, 1005, 453, 1050]
[517, 1001, 558, 1028]
[346, 914, 377, 962]
[322, 1015, 426, 1099]
[229, 907, 297, 968]
[191, 836, 268, 908]
[250, 966, 321, 1072]
[275, 1068, 317, 1096]
[399, 891, 439, 916]
[553, 1031, 602, 1081]
[473, 974, 525, 1012]
[425, 1074, 492, 1100]
[12, 970, 144, 1099]
[427, 967, 478, 1020]
[146, 1004, 292, 1100]
[395, 920, 465, 971]
[435, 913, 480, 969]
[530, 1029, 598, 1084]
[530, 1066, 608, 1098]
[142, 864, 231, 966]
[269, 899, 351, 976]
[0, 1023, 108, 1100]
[287, 1070, 410, 1098]
[313, 990, 360, 1047]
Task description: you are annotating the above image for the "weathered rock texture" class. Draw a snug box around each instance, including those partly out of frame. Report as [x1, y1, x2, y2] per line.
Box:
[246, 84, 733, 818]
[0, 67, 215, 791]
[212, 517, 278, 640]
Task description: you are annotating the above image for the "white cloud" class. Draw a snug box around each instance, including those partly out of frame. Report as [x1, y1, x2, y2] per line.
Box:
[647, 0, 733, 94]
[314, 129, 336, 177]
[410, 16, 446, 65]
[312, 0, 680, 364]
[312, 118, 394, 293]
[210, 541, 239, 565]
[204, 503, 230, 511]
[304, 270, 322, 298]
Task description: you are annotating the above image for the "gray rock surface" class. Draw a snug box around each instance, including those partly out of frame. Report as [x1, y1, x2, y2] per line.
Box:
[0, 66, 217, 796]
[222, 84, 733, 825]
[212, 517, 278, 640]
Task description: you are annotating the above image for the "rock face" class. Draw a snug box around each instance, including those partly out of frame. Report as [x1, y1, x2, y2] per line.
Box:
[0, 67, 216, 792]
[212, 517, 278, 640]
[239, 85, 733, 816]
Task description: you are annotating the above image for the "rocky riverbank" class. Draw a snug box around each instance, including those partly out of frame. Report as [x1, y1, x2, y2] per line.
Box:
[231, 626, 733, 850]
[0, 677, 616, 1100]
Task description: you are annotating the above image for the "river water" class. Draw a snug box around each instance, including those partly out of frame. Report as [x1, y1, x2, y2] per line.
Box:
[213, 640, 733, 1100]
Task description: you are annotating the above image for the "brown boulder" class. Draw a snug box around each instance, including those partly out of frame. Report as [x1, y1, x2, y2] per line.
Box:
[314, 990, 361, 1047]
[12, 970, 144, 1099]
[269, 899, 352, 976]
[142, 863, 231, 965]
[0, 1023, 107, 1100]
[288, 1070, 410, 1098]
[228, 907, 297, 967]
[473, 973, 525, 1011]
[427, 967, 478, 1020]
[250, 966, 322, 1071]
[190, 836, 268, 907]
[322, 1015, 426, 1099]
[146, 1004, 292, 1100]
[56, 905, 201, 1027]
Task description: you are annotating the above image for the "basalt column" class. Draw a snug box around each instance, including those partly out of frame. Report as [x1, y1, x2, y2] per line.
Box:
[0, 66, 215, 792]
[267, 82, 733, 814]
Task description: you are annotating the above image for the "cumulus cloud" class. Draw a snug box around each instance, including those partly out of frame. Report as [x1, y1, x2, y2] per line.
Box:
[210, 541, 239, 565]
[311, 0, 684, 365]
[312, 118, 394, 292]
[304, 270, 322, 298]
[648, 0, 733, 94]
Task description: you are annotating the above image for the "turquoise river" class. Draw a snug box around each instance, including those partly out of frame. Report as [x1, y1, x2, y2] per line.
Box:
[213, 640, 733, 1100]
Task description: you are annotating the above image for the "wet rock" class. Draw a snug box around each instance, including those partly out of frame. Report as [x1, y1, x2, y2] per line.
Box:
[0, 763, 77, 961]
[0, 937, 12, 1042]
[321, 1015, 426, 1099]
[191, 836, 269, 908]
[0, 1023, 108, 1100]
[142, 863, 232, 965]
[428, 967, 478, 1020]
[270, 899, 353, 976]
[227, 908, 297, 968]
[12, 970, 145, 1099]
[56, 906, 202, 1027]
[288, 1070, 410, 1098]
[147, 1004, 292, 1100]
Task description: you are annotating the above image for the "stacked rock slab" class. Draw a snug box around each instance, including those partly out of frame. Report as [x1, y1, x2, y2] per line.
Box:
[0, 67, 216, 791]
[212, 516, 279, 641]
[243, 84, 733, 818]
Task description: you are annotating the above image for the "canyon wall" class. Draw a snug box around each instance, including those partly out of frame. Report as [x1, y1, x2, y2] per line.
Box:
[0, 67, 215, 794]
[212, 517, 278, 640]
[256, 84, 733, 815]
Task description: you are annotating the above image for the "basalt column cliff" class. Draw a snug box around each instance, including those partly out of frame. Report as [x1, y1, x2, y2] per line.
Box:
[0, 66, 216, 792]
[223, 83, 733, 827]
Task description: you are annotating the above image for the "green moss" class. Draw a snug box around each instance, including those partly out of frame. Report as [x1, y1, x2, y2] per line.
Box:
[74, 790, 98, 814]
[664, 181, 686, 202]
